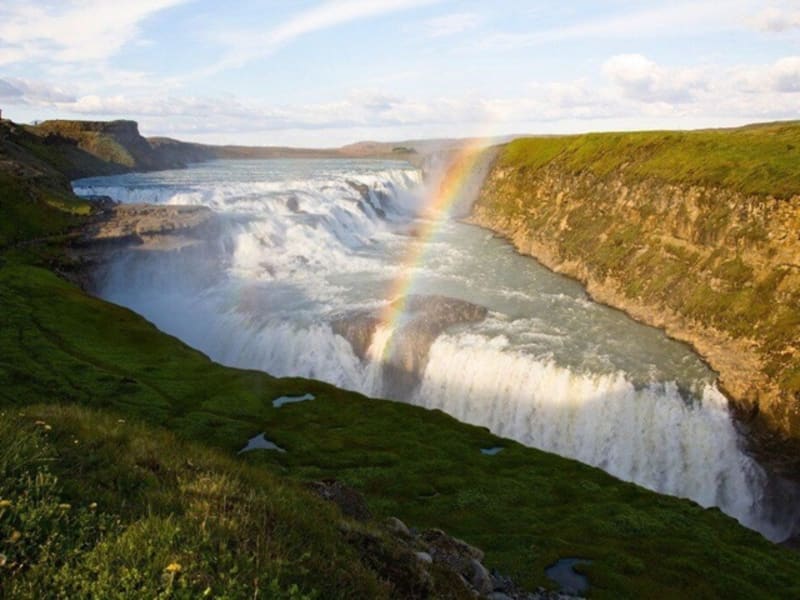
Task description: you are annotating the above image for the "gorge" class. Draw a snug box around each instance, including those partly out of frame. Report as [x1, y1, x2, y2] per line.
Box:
[4, 116, 800, 597]
[71, 136, 800, 543]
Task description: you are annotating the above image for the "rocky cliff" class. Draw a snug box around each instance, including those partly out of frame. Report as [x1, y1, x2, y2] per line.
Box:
[470, 123, 800, 455]
[31, 119, 187, 174]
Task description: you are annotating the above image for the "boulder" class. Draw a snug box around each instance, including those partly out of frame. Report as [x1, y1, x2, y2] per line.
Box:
[386, 516, 412, 539]
[470, 558, 493, 595]
[419, 528, 484, 574]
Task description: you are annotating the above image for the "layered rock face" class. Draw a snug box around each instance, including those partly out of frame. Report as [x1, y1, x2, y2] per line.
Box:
[470, 141, 800, 452]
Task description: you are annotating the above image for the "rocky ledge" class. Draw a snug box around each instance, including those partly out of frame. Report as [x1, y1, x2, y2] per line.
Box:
[65, 201, 215, 288]
[309, 478, 580, 599]
[78, 202, 214, 247]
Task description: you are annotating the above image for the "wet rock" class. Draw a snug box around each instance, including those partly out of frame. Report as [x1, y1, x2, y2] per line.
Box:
[346, 179, 371, 201]
[307, 479, 372, 522]
[76, 203, 214, 248]
[331, 311, 380, 361]
[346, 179, 388, 218]
[66, 203, 219, 290]
[331, 294, 488, 398]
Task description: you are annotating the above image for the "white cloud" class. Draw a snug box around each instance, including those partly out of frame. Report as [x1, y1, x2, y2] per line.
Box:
[421, 13, 481, 37]
[771, 56, 800, 92]
[0, 77, 76, 103]
[480, 1, 751, 50]
[5, 52, 800, 145]
[750, 7, 800, 32]
[603, 54, 708, 103]
[0, 79, 23, 99]
[0, 0, 190, 66]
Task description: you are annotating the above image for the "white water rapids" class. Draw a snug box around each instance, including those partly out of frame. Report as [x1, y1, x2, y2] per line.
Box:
[74, 159, 799, 541]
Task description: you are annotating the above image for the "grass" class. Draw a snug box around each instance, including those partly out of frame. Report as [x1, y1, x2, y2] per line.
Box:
[1, 255, 800, 598]
[0, 406, 400, 599]
[501, 121, 800, 199]
[0, 175, 90, 249]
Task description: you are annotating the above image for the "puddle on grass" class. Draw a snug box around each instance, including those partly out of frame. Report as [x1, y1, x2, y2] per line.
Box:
[480, 446, 504, 455]
[273, 393, 315, 408]
[238, 433, 286, 454]
[545, 558, 592, 595]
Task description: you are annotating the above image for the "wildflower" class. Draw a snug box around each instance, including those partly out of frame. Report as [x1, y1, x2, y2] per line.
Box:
[0, 553, 6, 567]
[9, 531, 21, 543]
[117, 419, 126, 424]
[0, 500, 11, 509]
[44, 425, 52, 431]
[89, 502, 98, 510]
[34, 420, 46, 426]
[165, 562, 182, 573]
[58, 503, 71, 510]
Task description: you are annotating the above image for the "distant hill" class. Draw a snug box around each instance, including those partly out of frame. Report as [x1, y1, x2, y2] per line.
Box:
[18, 118, 514, 175]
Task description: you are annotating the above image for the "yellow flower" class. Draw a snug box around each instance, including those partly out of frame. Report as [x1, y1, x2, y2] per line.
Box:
[165, 562, 182, 573]
[9, 531, 21, 543]
[44, 425, 52, 431]
[34, 420, 46, 426]
[58, 503, 71, 510]
[89, 502, 98, 510]
[0, 500, 11, 509]
[0, 553, 6, 567]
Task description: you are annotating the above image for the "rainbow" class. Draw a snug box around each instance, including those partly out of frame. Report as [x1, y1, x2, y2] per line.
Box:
[375, 138, 490, 359]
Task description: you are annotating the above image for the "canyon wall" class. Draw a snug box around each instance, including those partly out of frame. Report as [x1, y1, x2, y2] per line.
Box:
[470, 124, 800, 452]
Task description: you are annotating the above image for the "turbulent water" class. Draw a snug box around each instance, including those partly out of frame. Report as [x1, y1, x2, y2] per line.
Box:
[74, 159, 799, 541]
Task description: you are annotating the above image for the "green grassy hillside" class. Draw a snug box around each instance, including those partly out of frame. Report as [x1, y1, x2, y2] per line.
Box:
[3, 255, 800, 598]
[500, 121, 800, 199]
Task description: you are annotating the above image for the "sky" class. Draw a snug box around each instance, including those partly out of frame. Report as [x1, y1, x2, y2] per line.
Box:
[1, 0, 799, 146]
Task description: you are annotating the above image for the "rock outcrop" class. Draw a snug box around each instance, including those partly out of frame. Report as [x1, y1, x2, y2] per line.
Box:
[32, 120, 187, 174]
[65, 202, 215, 289]
[311, 480, 581, 599]
[332, 295, 488, 397]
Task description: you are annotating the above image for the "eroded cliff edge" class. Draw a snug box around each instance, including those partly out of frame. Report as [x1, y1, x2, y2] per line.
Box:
[469, 123, 800, 455]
